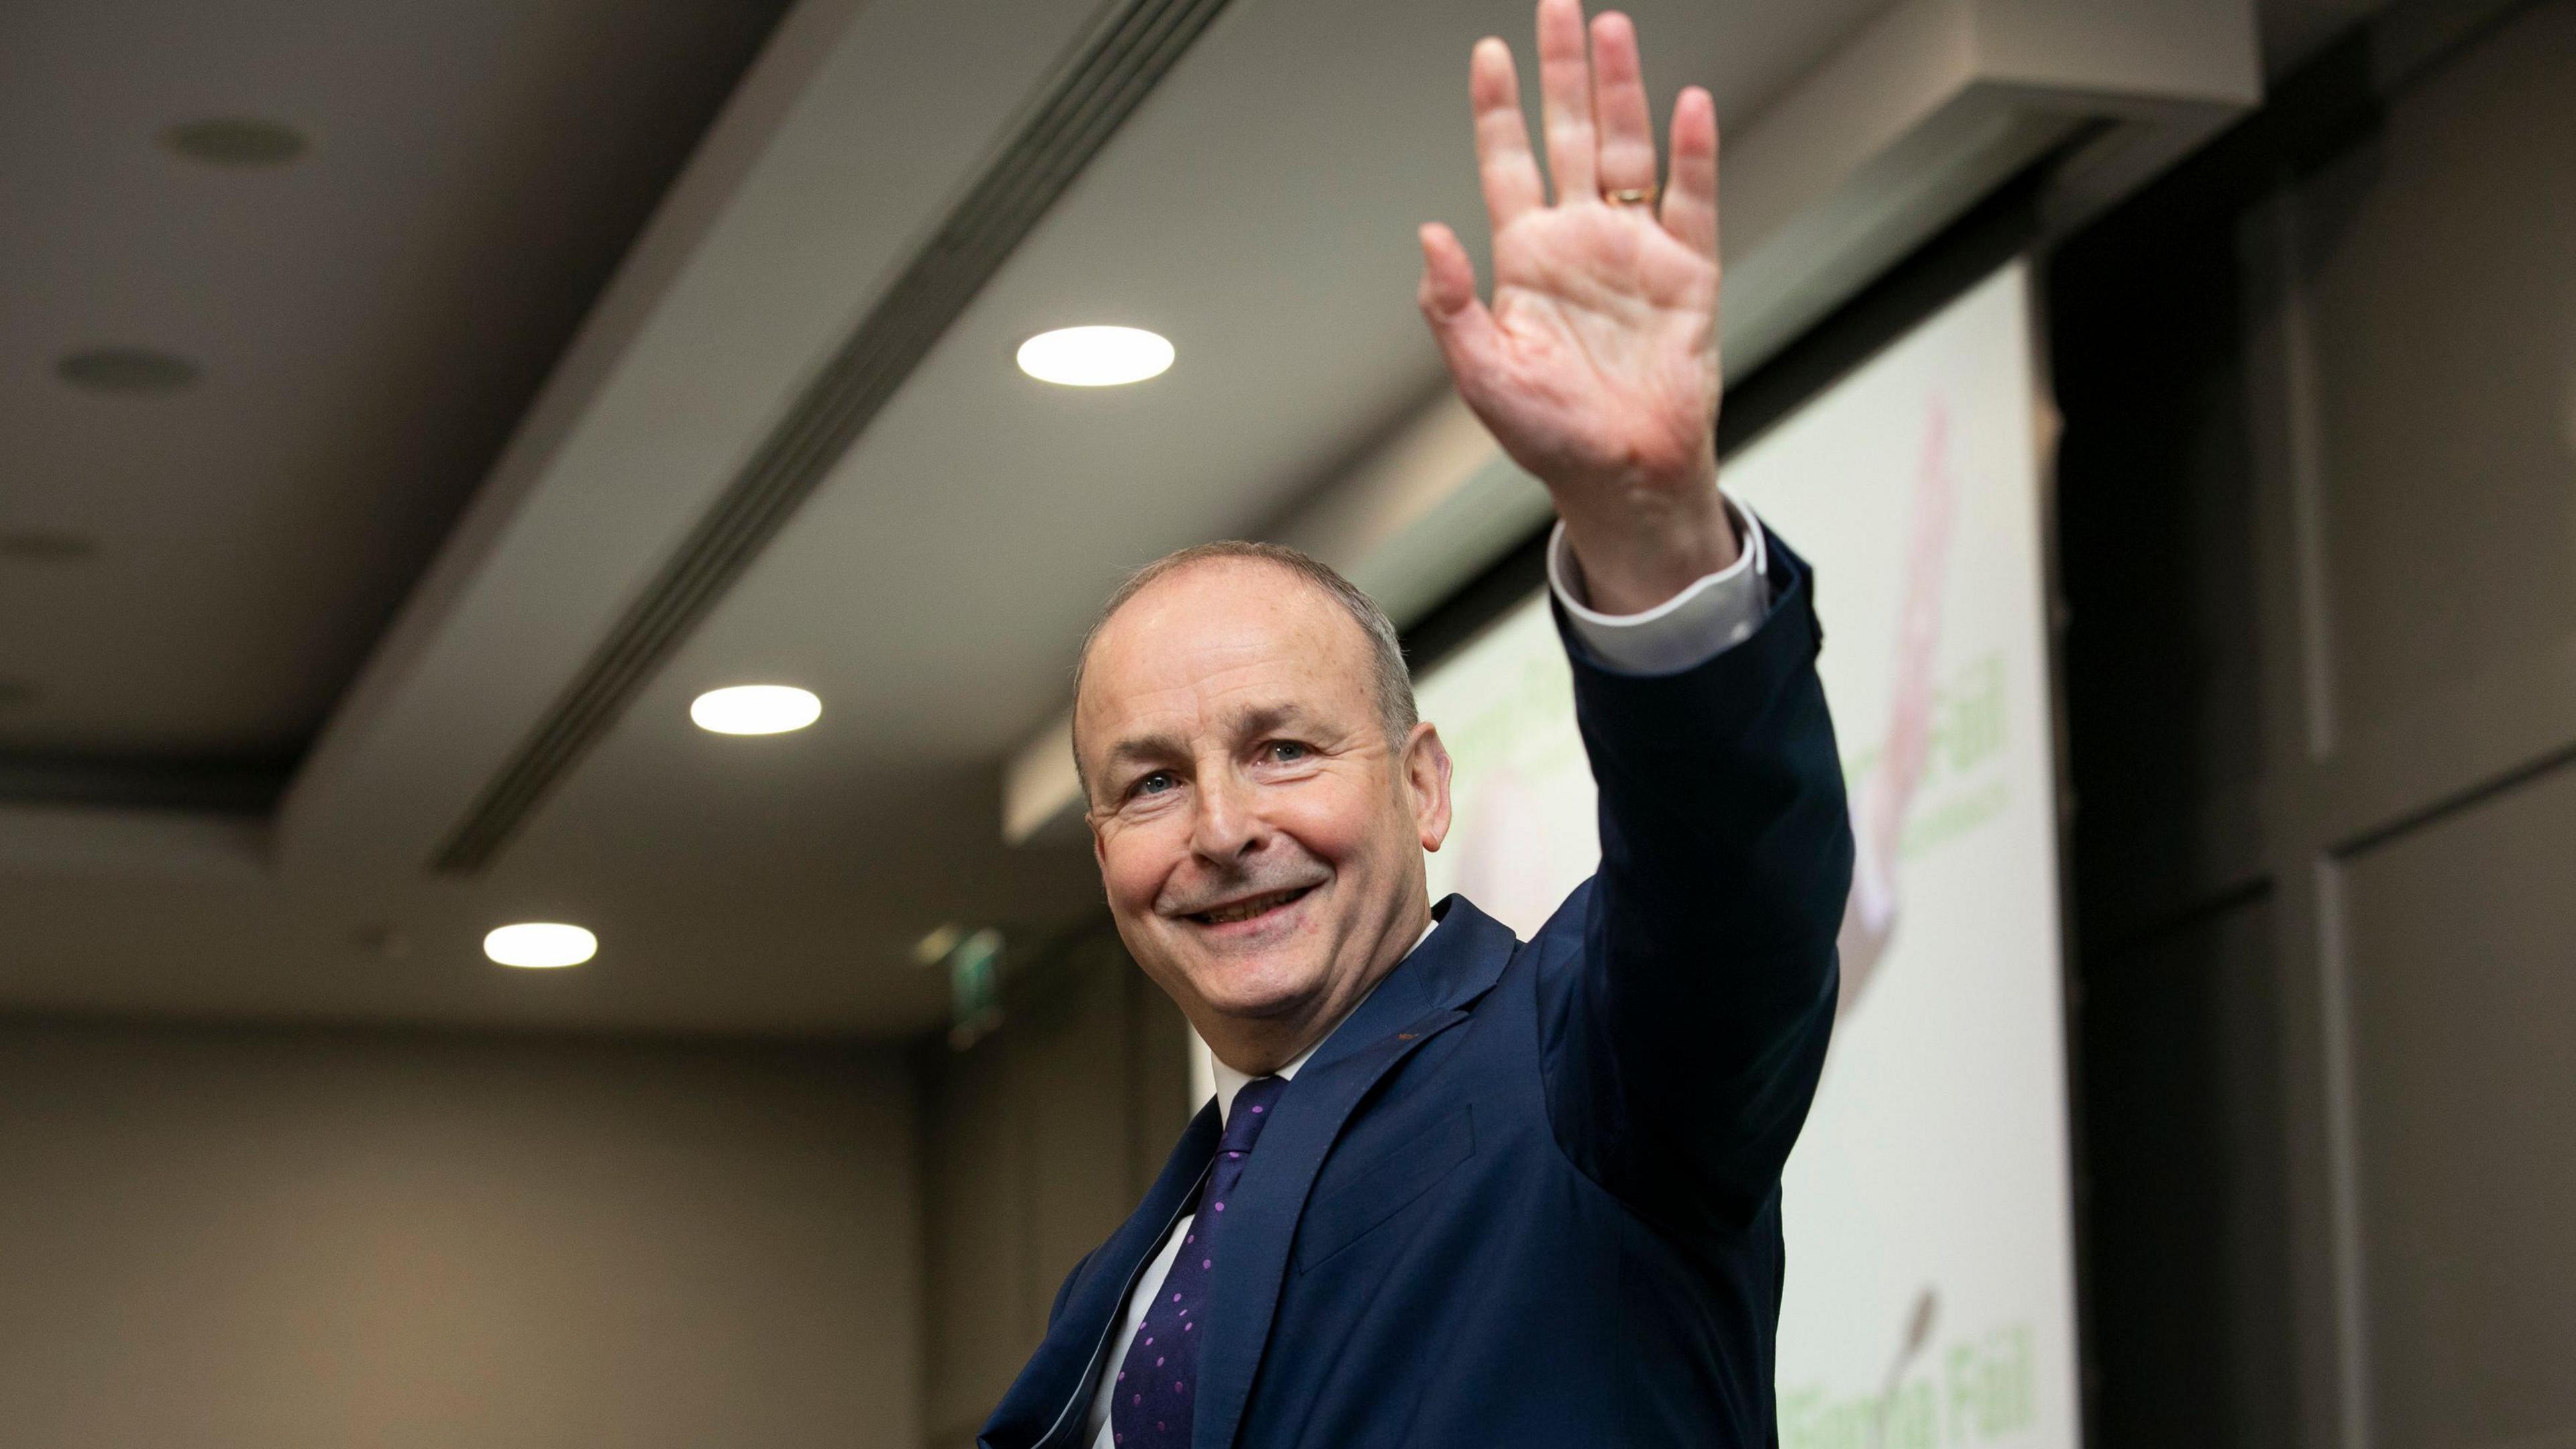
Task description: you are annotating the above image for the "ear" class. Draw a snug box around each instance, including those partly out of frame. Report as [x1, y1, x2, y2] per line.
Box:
[1401, 721, 1454, 852]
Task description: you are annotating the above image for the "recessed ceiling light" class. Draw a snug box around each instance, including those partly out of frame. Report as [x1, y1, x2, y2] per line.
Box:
[1016, 326, 1174, 387]
[0, 530, 99, 562]
[164, 117, 307, 168]
[484, 922, 597, 969]
[58, 347, 198, 394]
[690, 684, 821, 735]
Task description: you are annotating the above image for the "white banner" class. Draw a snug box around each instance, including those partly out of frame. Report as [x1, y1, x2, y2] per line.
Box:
[1417, 262, 2081, 1449]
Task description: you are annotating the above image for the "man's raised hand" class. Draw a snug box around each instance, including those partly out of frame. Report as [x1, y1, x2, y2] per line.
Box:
[1417, 0, 1737, 614]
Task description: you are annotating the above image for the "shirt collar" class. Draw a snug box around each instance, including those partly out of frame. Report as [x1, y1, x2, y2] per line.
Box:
[1209, 916, 1439, 1124]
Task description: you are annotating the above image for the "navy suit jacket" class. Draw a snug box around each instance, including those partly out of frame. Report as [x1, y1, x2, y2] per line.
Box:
[982, 534, 1852, 1448]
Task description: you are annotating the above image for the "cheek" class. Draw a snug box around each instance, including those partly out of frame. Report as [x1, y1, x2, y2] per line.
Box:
[1097, 822, 1180, 914]
[1271, 775, 1394, 867]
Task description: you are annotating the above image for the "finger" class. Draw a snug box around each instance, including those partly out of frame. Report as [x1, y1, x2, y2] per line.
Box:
[1589, 11, 1656, 199]
[1535, 0, 1596, 203]
[1469, 38, 1544, 233]
[1659, 85, 1719, 260]
[1417, 223, 1503, 389]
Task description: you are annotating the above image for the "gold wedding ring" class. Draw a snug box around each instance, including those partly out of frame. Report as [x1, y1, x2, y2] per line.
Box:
[1605, 186, 1657, 208]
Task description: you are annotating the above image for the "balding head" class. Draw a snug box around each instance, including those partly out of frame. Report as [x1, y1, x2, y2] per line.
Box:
[1071, 542, 1451, 1076]
[1071, 541, 1415, 784]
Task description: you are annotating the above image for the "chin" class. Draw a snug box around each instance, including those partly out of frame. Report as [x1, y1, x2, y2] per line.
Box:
[1180, 948, 1330, 1022]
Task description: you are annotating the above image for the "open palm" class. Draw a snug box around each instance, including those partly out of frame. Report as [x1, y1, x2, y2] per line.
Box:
[1419, 1, 1733, 611]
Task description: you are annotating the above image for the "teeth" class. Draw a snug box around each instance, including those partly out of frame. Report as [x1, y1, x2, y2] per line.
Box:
[1197, 887, 1305, 924]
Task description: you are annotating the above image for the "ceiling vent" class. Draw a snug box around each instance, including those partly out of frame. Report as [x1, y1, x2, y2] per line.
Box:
[431, 0, 1238, 874]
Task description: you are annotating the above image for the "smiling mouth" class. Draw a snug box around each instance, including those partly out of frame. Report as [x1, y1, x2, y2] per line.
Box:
[1187, 885, 1315, 926]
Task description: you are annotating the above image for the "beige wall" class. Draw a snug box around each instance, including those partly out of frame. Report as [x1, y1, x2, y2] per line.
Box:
[0, 1020, 922, 1449]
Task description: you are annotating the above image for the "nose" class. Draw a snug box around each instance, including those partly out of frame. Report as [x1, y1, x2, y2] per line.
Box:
[1188, 764, 1269, 865]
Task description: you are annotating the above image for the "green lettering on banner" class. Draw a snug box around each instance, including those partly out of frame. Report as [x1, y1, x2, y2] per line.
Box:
[1937, 654, 2006, 776]
[1778, 1380, 1935, 1449]
[1900, 780, 2008, 859]
[1783, 1321, 2037, 1449]
[1840, 651, 2009, 804]
[1944, 1324, 2036, 1442]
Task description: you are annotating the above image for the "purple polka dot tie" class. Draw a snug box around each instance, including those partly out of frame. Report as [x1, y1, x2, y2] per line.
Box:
[1112, 1075, 1286, 1449]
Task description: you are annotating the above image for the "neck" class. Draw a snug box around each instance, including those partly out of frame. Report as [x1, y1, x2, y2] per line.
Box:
[1199, 892, 1433, 1076]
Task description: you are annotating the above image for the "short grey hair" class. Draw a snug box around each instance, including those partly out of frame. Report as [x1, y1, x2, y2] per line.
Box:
[1071, 541, 1417, 786]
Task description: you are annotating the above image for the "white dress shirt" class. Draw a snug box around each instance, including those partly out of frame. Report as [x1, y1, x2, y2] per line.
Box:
[1081, 499, 1775, 1448]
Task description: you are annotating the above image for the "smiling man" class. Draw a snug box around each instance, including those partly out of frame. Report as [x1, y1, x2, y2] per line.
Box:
[980, 4, 1852, 1446]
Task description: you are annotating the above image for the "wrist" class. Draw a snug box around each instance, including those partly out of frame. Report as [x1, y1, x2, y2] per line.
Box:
[1554, 458, 1740, 614]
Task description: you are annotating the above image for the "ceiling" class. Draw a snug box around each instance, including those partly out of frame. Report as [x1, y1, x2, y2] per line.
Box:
[0, 0, 2372, 1039]
[0, 0, 790, 772]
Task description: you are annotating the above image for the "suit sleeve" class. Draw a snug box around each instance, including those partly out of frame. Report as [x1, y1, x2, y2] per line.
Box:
[1536, 529, 1853, 1237]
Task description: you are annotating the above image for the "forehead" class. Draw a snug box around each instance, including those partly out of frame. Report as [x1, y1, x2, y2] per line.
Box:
[1078, 559, 1378, 741]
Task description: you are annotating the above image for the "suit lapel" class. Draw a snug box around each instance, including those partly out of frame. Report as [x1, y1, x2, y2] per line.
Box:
[1190, 1005, 1467, 1449]
[985, 1102, 1221, 1449]
[1191, 897, 1517, 1448]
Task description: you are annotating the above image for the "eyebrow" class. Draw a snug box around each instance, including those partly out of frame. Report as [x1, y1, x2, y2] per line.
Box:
[1104, 733, 1186, 771]
[1099, 701, 1321, 771]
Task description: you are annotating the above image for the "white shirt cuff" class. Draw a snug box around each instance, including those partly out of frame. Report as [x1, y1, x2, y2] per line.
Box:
[1546, 495, 1772, 675]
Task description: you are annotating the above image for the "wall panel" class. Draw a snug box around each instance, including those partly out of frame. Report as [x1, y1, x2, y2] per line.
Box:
[2343, 761, 2576, 1449]
[916, 929, 1191, 1448]
[2295, 1, 2576, 737]
[2052, 5, 2576, 1446]
[2078, 898, 2296, 1449]
[0, 1022, 921, 1449]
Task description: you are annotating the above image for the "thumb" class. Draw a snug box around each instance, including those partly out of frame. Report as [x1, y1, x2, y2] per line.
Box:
[1417, 223, 1501, 391]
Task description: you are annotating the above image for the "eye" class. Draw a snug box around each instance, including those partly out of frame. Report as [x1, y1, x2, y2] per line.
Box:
[1130, 770, 1177, 798]
[1263, 739, 1311, 764]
